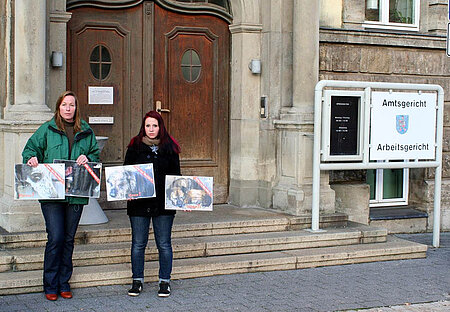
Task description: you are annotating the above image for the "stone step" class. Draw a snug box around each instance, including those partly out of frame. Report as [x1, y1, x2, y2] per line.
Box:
[0, 212, 348, 249]
[0, 225, 387, 272]
[0, 236, 427, 295]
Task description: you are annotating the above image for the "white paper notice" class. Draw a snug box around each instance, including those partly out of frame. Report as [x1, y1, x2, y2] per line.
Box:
[88, 117, 114, 124]
[88, 87, 114, 104]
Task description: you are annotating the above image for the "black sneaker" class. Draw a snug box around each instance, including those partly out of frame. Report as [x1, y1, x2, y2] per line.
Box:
[128, 280, 143, 296]
[158, 281, 171, 297]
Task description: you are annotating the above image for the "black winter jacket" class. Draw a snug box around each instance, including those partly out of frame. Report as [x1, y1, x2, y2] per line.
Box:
[124, 141, 181, 217]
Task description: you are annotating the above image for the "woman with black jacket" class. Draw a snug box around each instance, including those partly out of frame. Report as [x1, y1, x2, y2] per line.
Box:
[124, 111, 181, 298]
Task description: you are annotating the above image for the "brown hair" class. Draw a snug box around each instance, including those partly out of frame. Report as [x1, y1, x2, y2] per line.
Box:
[54, 90, 81, 133]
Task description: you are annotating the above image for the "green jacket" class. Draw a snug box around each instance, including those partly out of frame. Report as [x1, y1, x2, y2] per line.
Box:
[22, 118, 100, 205]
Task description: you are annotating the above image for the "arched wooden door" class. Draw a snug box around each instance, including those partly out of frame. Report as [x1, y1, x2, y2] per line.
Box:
[67, 1, 230, 203]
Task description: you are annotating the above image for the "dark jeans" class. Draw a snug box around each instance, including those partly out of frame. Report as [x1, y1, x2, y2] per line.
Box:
[41, 202, 83, 294]
[129, 215, 174, 282]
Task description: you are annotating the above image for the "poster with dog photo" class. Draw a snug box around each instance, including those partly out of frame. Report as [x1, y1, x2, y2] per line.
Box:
[14, 163, 65, 200]
[105, 164, 155, 201]
[165, 176, 213, 211]
[54, 159, 102, 198]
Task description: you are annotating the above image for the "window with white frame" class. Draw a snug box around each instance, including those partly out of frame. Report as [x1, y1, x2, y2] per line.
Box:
[364, 0, 419, 31]
[367, 161, 409, 207]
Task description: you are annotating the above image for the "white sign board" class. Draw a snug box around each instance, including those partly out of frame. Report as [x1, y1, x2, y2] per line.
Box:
[88, 86, 114, 104]
[89, 116, 114, 124]
[370, 91, 436, 161]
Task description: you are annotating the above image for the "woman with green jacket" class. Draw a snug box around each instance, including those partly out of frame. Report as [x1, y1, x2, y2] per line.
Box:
[22, 90, 99, 301]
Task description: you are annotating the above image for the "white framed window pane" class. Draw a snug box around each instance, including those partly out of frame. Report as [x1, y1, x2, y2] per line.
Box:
[364, 0, 418, 31]
[367, 160, 409, 207]
[389, 0, 415, 24]
[367, 169, 376, 200]
[366, 0, 381, 22]
[382, 168, 403, 199]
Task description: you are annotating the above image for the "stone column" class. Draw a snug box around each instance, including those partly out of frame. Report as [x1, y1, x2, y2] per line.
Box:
[228, 23, 263, 207]
[292, 0, 318, 114]
[4, 0, 52, 120]
[0, 0, 53, 232]
[273, 0, 335, 216]
[48, 1, 72, 110]
[283, 0, 318, 119]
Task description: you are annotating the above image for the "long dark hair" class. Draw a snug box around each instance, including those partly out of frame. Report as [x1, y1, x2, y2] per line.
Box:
[128, 111, 180, 154]
[54, 90, 81, 133]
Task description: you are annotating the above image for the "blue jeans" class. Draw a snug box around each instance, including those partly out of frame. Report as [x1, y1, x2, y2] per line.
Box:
[129, 215, 174, 282]
[41, 202, 83, 294]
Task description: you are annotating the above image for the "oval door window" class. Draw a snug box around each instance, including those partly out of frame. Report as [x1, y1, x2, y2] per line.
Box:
[181, 49, 201, 83]
[89, 45, 112, 80]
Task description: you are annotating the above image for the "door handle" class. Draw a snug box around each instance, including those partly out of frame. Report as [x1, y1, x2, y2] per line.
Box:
[156, 101, 170, 113]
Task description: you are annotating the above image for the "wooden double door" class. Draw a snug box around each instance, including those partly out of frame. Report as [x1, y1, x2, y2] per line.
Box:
[67, 2, 230, 202]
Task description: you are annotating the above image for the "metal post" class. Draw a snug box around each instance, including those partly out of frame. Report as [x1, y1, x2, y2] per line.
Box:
[311, 81, 326, 231]
[433, 87, 444, 247]
[433, 164, 442, 248]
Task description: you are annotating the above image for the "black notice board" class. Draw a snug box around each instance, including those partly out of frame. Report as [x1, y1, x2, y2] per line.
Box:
[330, 96, 359, 156]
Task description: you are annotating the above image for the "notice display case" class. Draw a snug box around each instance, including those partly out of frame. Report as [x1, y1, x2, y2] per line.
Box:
[321, 90, 365, 161]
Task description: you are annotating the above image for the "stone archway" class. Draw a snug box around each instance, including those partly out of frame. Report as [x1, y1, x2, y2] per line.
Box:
[229, 0, 259, 25]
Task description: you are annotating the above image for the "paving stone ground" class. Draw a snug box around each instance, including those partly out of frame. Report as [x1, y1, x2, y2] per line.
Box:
[0, 232, 448, 312]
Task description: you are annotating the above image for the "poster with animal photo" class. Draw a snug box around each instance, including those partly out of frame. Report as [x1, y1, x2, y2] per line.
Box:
[165, 176, 213, 211]
[54, 160, 102, 198]
[14, 163, 65, 200]
[105, 164, 155, 201]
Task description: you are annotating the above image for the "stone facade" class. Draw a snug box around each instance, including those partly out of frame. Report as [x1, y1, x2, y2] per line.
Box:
[320, 0, 450, 231]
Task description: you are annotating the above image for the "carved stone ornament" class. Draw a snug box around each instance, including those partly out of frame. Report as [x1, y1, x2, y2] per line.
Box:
[66, 0, 143, 10]
[66, 0, 232, 23]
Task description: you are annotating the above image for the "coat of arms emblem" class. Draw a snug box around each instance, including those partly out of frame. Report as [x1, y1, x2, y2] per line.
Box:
[396, 115, 409, 134]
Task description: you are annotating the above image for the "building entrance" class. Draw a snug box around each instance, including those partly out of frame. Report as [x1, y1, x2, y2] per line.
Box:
[67, 1, 230, 202]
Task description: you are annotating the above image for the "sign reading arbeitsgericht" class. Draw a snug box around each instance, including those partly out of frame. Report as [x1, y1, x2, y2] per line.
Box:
[370, 91, 437, 161]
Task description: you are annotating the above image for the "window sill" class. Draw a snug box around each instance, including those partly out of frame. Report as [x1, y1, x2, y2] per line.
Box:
[369, 206, 428, 221]
[363, 22, 419, 32]
[319, 28, 446, 50]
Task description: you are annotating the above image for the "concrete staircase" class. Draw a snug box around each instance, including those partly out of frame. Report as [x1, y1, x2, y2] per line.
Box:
[0, 206, 427, 295]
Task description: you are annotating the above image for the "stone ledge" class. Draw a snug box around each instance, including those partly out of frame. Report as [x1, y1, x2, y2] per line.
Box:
[320, 28, 446, 49]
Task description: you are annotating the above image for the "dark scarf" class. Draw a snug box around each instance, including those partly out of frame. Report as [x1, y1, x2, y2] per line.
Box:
[142, 136, 160, 153]
[63, 119, 75, 155]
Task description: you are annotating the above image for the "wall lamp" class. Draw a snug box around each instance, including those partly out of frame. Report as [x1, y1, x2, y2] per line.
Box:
[248, 59, 261, 74]
[51, 51, 63, 68]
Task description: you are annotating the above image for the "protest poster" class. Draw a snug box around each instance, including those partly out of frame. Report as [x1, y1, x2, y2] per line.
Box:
[54, 159, 102, 198]
[165, 176, 213, 211]
[105, 164, 155, 201]
[14, 163, 65, 200]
